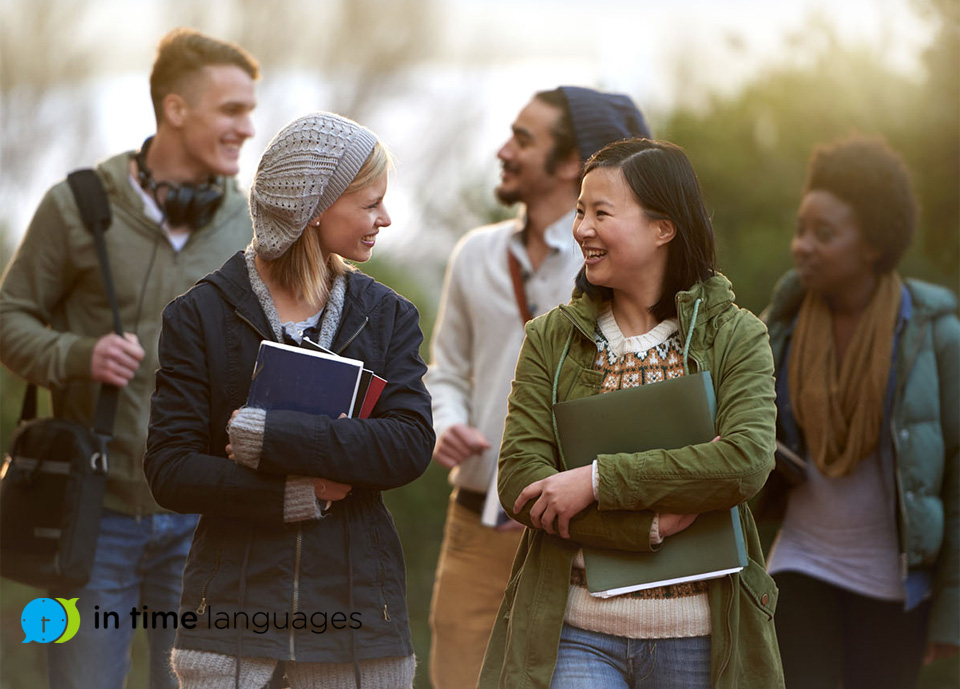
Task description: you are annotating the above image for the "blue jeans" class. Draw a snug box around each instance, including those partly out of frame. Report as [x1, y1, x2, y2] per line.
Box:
[550, 624, 711, 689]
[47, 508, 198, 689]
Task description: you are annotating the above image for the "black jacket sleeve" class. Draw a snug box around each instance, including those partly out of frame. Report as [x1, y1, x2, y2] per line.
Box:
[144, 293, 287, 522]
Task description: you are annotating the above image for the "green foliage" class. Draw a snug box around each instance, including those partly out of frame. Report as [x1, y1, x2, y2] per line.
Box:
[359, 254, 439, 362]
[662, 23, 958, 314]
[383, 463, 451, 687]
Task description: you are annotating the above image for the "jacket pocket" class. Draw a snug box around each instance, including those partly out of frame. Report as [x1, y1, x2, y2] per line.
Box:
[738, 557, 778, 621]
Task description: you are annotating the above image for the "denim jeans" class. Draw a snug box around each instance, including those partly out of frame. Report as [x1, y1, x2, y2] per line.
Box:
[550, 623, 712, 689]
[47, 508, 198, 689]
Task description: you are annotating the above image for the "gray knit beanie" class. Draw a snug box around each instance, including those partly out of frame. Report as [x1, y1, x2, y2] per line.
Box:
[558, 86, 652, 163]
[250, 112, 378, 259]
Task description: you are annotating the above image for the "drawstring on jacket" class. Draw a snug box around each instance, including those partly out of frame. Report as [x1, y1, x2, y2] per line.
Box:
[682, 298, 702, 376]
[550, 329, 575, 465]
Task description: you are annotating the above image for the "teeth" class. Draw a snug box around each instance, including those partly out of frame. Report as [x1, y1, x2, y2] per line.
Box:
[584, 249, 605, 259]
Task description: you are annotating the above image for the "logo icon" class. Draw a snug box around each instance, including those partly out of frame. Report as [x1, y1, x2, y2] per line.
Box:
[21, 597, 81, 643]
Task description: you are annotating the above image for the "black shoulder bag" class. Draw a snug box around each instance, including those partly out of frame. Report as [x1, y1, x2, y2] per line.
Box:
[0, 169, 122, 590]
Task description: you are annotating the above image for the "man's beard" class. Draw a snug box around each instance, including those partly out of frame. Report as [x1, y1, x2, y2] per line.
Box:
[495, 184, 521, 206]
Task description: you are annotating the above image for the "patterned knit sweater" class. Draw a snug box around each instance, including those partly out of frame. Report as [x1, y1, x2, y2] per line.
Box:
[563, 305, 711, 639]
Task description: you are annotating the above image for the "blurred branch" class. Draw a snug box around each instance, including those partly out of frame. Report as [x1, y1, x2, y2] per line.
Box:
[159, 0, 440, 119]
[0, 1, 100, 246]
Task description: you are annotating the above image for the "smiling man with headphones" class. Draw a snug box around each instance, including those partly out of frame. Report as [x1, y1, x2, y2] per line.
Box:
[0, 27, 259, 689]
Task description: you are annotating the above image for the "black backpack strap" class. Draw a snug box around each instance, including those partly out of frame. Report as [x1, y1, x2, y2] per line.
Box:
[64, 169, 121, 439]
[67, 170, 122, 336]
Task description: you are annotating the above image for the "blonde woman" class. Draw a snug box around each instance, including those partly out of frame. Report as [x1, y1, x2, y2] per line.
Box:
[145, 112, 433, 689]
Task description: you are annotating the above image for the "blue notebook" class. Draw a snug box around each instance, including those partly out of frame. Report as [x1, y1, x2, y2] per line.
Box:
[246, 341, 364, 418]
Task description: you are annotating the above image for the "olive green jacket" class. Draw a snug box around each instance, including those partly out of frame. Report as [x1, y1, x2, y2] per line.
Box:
[0, 151, 252, 516]
[479, 274, 784, 689]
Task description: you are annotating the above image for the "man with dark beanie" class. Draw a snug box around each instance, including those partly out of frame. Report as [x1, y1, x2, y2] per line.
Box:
[426, 86, 651, 689]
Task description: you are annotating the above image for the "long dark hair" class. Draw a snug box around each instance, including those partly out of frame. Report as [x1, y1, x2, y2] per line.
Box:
[575, 138, 716, 321]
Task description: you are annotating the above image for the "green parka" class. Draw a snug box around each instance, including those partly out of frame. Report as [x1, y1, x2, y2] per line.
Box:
[479, 274, 784, 689]
[0, 151, 253, 516]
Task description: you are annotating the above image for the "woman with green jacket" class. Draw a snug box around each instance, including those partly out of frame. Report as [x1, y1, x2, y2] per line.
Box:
[478, 139, 783, 689]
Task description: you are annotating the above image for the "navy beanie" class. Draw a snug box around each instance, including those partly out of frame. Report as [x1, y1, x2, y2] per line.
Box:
[559, 86, 652, 162]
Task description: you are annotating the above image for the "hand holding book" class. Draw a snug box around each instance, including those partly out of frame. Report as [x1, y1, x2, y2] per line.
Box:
[513, 464, 594, 539]
[312, 412, 354, 508]
[314, 477, 351, 502]
[657, 513, 699, 539]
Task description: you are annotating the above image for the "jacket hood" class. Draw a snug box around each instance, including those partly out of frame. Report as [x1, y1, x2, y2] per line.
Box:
[94, 150, 249, 234]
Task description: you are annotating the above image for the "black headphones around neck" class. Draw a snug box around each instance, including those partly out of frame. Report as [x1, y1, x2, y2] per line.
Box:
[135, 137, 225, 230]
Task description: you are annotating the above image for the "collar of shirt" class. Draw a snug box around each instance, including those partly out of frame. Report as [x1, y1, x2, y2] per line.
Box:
[507, 208, 577, 272]
[128, 173, 191, 250]
[129, 173, 164, 225]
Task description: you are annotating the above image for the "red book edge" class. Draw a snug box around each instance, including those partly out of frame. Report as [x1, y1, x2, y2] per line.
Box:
[359, 375, 387, 419]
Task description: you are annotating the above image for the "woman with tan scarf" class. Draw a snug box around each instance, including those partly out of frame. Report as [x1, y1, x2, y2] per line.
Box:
[759, 135, 958, 689]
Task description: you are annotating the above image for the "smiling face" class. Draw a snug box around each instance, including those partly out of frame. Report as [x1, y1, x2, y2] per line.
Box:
[792, 189, 879, 298]
[174, 64, 257, 179]
[315, 172, 391, 263]
[495, 98, 568, 205]
[574, 167, 673, 295]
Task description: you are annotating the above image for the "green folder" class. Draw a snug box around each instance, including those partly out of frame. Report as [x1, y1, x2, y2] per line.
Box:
[553, 371, 747, 598]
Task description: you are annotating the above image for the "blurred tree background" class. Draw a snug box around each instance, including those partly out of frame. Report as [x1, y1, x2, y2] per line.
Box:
[1, 0, 957, 687]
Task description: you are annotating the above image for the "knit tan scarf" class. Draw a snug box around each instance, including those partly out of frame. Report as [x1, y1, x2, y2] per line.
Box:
[788, 272, 902, 478]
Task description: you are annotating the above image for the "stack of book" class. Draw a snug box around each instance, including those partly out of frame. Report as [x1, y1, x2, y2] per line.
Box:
[246, 340, 386, 419]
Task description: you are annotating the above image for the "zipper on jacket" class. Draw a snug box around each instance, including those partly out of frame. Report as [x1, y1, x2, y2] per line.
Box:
[236, 310, 271, 341]
[890, 418, 912, 581]
[335, 317, 369, 355]
[889, 320, 928, 582]
[371, 521, 391, 622]
[289, 525, 303, 660]
[196, 547, 223, 615]
[380, 567, 391, 622]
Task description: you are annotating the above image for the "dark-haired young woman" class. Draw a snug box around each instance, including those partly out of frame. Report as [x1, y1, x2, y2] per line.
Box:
[759, 135, 958, 689]
[478, 138, 783, 689]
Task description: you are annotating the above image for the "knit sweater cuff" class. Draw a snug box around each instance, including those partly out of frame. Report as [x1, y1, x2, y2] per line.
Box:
[650, 513, 663, 545]
[228, 407, 266, 469]
[284, 476, 321, 522]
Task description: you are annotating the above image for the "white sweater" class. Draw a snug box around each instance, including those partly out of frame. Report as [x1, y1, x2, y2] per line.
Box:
[425, 210, 582, 492]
